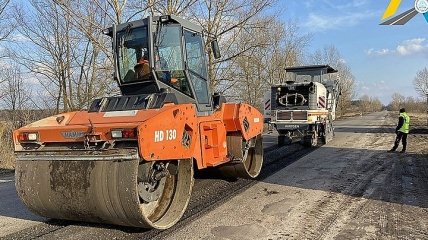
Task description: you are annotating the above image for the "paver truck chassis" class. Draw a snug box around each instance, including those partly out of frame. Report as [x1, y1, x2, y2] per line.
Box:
[264, 65, 339, 147]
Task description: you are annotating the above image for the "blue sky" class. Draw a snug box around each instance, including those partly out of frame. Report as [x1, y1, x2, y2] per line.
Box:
[2, 1, 426, 106]
[278, 0, 428, 104]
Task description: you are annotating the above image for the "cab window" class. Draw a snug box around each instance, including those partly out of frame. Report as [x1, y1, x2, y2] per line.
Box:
[184, 30, 209, 104]
[155, 24, 192, 97]
[117, 27, 150, 83]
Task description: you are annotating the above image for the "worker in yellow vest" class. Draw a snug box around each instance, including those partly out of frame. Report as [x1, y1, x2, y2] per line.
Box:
[388, 108, 410, 153]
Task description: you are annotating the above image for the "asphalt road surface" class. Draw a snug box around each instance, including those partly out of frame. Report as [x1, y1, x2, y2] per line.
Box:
[1, 111, 427, 239]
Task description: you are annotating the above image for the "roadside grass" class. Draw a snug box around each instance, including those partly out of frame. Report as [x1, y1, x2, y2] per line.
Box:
[388, 112, 428, 128]
[0, 121, 15, 171]
[337, 112, 362, 119]
[409, 112, 428, 127]
[407, 113, 428, 155]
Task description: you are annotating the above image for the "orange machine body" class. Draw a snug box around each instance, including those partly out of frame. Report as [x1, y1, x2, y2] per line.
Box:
[13, 103, 263, 170]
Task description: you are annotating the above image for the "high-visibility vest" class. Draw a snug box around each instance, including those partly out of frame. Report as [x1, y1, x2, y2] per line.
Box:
[399, 112, 410, 134]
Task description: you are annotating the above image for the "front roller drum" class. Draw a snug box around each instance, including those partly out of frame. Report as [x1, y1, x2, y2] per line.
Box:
[218, 133, 263, 179]
[15, 156, 193, 229]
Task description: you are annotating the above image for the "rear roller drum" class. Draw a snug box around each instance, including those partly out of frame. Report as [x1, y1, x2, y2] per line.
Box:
[218, 133, 264, 179]
[136, 160, 194, 229]
[15, 157, 193, 229]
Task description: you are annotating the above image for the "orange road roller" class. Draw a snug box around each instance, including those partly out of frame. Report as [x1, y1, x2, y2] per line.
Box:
[13, 15, 264, 229]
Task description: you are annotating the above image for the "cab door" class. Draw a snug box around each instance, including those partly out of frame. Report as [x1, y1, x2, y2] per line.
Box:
[183, 29, 212, 113]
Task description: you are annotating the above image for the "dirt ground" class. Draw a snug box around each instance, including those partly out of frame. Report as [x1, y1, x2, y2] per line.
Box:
[164, 111, 428, 240]
[0, 111, 426, 239]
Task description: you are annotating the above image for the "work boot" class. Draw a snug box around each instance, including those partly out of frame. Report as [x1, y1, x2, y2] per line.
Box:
[387, 149, 395, 152]
[400, 149, 406, 153]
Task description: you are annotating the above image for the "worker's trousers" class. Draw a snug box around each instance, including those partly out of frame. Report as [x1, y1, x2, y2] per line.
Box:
[392, 131, 408, 152]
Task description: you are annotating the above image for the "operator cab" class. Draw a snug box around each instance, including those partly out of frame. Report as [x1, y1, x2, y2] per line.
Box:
[104, 15, 218, 113]
[285, 65, 338, 84]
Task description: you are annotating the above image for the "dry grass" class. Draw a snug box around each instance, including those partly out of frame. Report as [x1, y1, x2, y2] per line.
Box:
[409, 112, 428, 127]
[387, 112, 427, 125]
[0, 121, 15, 170]
[389, 112, 428, 134]
[406, 113, 428, 155]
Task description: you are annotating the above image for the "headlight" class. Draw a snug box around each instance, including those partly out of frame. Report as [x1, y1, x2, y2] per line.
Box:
[111, 129, 137, 139]
[18, 132, 39, 142]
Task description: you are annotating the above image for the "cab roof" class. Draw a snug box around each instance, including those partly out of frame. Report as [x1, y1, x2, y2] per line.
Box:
[104, 15, 203, 36]
[285, 65, 338, 73]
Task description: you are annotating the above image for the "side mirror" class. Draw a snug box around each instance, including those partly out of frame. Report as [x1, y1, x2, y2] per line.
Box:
[211, 39, 221, 59]
[212, 92, 226, 110]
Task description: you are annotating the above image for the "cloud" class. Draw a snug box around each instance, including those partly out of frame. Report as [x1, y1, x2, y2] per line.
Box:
[304, 11, 376, 31]
[366, 48, 393, 56]
[396, 38, 428, 55]
[355, 80, 394, 103]
[356, 80, 391, 92]
[367, 38, 428, 57]
[303, 0, 369, 10]
[300, 0, 373, 31]
[9, 34, 30, 42]
[323, 0, 369, 10]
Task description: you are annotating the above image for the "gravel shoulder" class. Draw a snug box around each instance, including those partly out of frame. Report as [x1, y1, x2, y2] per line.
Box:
[0, 173, 45, 238]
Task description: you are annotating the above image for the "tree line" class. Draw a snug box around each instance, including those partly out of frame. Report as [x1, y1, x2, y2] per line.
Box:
[357, 66, 428, 114]
[0, 0, 358, 121]
[388, 92, 427, 113]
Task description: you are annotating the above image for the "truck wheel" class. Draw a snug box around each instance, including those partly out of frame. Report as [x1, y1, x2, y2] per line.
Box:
[322, 122, 334, 144]
[303, 132, 318, 147]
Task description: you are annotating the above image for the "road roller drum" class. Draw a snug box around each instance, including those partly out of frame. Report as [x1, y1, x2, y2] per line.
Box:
[15, 150, 194, 229]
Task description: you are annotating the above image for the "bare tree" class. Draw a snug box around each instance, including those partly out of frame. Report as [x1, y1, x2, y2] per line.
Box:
[133, 0, 198, 15]
[0, 65, 35, 127]
[0, 65, 37, 169]
[388, 94, 426, 113]
[390, 92, 405, 111]
[54, 0, 285, 101]
[8, 0, 311, 116]
[359, 94, 370, 113]
[266, 20, 310, 85]
[0, 66, 29, 110]
[53, 0, 140, 57]
[359, 95, 383, 113]
[413, 67, 428, 98]
[190, 0, 274, 92]
[0, 0, 12, 41]
[224, 18, 309, 110]
[12, 1, 113, 113]
[0, 0, 13, 59]
[309, 46, 355, 117]
[371, 97, 383, 112]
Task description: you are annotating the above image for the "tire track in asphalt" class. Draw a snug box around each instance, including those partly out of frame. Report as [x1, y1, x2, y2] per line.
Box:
[295, 118, 393, 239]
